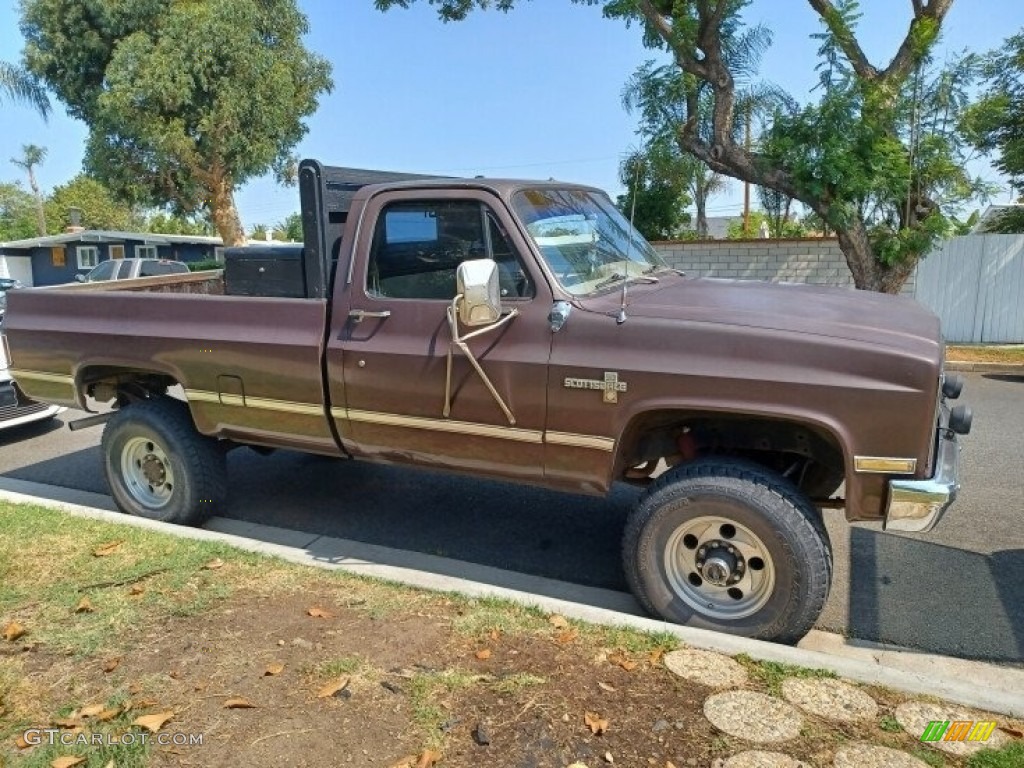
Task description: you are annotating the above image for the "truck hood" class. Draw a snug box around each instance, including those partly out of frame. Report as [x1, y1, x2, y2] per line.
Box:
[581, 277, 942, 353]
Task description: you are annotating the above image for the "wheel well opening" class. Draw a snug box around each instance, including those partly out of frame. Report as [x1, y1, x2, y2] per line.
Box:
[78, 366, 181, 408]
[616, 411, 847, 499]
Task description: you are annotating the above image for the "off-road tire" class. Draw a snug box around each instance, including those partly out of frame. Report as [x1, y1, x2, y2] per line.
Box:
[623, 457, 832, 644]
[102, 397, 226, 525]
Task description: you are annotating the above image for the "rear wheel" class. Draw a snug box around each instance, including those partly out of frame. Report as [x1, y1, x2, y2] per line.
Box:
[102, 397, 226, 525]
[623, 458, 831, 644]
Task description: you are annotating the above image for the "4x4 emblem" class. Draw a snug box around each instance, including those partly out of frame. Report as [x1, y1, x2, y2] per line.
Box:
[564, 372, 628, 404]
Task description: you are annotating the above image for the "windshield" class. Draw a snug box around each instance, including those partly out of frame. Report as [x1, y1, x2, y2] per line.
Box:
[512, 187, 667, 296]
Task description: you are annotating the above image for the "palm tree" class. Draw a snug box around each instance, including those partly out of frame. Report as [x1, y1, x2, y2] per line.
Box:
[11, 144, 48, 235]
[0, 62, 50, 120]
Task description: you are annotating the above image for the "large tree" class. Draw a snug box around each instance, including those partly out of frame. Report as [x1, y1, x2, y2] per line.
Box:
[0, 182, 39, 241]
[617, 141, 693, 240]
[377, 0, 978, 293]
[44, 174, 140, 234]
[963, 32, 1024, 233]
[21, 0, 333, 246]
[0, 61, 50, 119]
[10, 144, 48, 235]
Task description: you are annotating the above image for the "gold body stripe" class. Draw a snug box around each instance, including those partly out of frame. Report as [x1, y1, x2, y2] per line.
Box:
[9, 369, 75, 385]
[191, 393, 614, 452]
[184, 389, 325, 416]
[545, 431, 616, 452]
[345, 408, 545, 444]
[854, 456, 917, 474]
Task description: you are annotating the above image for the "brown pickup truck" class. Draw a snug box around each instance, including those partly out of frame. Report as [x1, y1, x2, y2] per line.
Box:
[5, 160, 972, 643]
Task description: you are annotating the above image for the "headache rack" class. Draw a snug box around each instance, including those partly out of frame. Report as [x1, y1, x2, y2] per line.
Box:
[297, 159, 451, 299]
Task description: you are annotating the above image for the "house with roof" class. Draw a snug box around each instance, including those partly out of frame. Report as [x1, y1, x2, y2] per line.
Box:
[0, 229, 225, 287]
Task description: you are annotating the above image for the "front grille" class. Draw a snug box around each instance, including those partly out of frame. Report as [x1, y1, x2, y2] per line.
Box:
[0, 400, 50, 422]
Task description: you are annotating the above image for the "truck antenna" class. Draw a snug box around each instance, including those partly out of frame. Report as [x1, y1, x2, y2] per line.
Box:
[618, 154, 642, 325]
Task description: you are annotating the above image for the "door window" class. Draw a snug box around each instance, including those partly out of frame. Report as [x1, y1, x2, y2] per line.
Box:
[367, 200, 533, 300]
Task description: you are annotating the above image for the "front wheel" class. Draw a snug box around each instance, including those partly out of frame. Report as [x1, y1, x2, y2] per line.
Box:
[623, 458, 832, 644]
[102, 397, 226, 525]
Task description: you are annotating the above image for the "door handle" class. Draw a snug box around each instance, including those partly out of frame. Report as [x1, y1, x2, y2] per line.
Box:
[348, 309, 391, 323]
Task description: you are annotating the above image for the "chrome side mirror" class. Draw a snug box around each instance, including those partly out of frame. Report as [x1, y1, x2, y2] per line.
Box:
[455, 259, 501, 327]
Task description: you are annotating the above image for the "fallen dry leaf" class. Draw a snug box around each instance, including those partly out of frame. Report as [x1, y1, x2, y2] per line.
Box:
[604, 752, 614, 764]
[567, 764, 590, 768]
[598, 682, 616, 693]
[475, 649, 492, 660]
[317, 677, 350, 698]
[388, 757, 418, 768]
[666, 762, 679, 768]
[102, 657, 121, 673]
[584, 711, 609, 735]
[556, 628, 579, 645]
[416, 750, 442, 768]
[132, 711, 173, 732]
[999, 726, 1023, 739]
[548, 614, 569, 629]
[488, 629, 500, 642]
[649, 648, 664, 665]
[135, 699, 158, 709]
[96, 708, 121, 722]
[264, 662, 285, 677]
[93, 540, 124, 557]
[14, 733, 30, 749]
[307, 606, 332, 619]
[79, 703, 106, 718]
[3, 622, 26, 642]
[51, 757, 86, 768]
[74, 597, 94, 614]
[129, 584, 145, 596]
[103, 762, 115, 768]
[223, 697, 257, 709]
[51, 718, 82, 729]
[607, 652, 637, 672]
[202, 558, 225, 570]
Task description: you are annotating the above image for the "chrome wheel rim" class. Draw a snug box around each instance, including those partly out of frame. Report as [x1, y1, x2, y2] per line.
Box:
[664, 514, 776, 620]
[121, 436, 175, 509]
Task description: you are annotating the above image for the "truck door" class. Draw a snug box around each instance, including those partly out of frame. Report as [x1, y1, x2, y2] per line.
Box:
[325, 189, 553, 483]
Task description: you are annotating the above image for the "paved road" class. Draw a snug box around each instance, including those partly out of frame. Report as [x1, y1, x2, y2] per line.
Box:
[1, 372, 1021, 661]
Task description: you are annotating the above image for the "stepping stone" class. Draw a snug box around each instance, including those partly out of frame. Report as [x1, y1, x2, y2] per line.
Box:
[781, 678, 878, 722]
[663, 649, 749, 688]
[833, 742, 930, 768]
[704, 691, 803, 743]
[895, 701, 1008, 756]
[713, 750, 811, 767]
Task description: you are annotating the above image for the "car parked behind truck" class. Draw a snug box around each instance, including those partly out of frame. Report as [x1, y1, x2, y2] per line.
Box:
[4, 160, 973, 643]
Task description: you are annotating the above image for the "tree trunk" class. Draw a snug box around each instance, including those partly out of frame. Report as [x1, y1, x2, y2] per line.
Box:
[834, 215, 916, 294]
[208, 171, 245, 247]
[695, 185, 709, 238]
[27, 167, 46, 236]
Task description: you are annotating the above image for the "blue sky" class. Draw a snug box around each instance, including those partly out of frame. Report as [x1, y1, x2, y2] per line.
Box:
[2, 0, 1023, 231]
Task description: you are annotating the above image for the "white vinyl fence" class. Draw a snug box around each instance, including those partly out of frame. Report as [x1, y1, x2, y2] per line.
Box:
[914, 234, 1024, 344]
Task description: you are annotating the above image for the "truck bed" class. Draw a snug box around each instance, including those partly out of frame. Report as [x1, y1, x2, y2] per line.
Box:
[5, 272, 340, 456]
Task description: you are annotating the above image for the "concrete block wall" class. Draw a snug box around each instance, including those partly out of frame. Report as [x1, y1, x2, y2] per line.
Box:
[651, 238, 917, 295]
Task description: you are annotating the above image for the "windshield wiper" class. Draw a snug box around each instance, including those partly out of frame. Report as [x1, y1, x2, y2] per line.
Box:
[594, 266, 660, 291]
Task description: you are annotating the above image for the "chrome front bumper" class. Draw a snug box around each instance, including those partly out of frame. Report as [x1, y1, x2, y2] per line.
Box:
[884, 426, 961, 533]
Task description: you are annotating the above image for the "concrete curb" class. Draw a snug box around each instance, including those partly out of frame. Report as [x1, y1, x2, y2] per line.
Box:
[2, 480, 1023, 718]
[946, 361, 1024, 373]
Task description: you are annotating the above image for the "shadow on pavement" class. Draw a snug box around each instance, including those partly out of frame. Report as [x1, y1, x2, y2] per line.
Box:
[848, 526, 1023, 662]
[982, 373, 1024, 383]
[0, 414, 66, 445]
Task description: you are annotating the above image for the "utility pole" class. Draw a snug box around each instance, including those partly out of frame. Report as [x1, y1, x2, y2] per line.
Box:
[742, 105, 752, 237]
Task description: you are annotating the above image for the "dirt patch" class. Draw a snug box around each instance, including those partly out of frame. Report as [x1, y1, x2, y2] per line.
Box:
[5, 587, 1021, 768]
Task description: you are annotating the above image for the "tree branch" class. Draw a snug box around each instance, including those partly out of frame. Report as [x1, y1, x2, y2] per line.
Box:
[806, 0, 878, 79]
[879, 0, 954, 83]
[636, 0, 709, 80]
